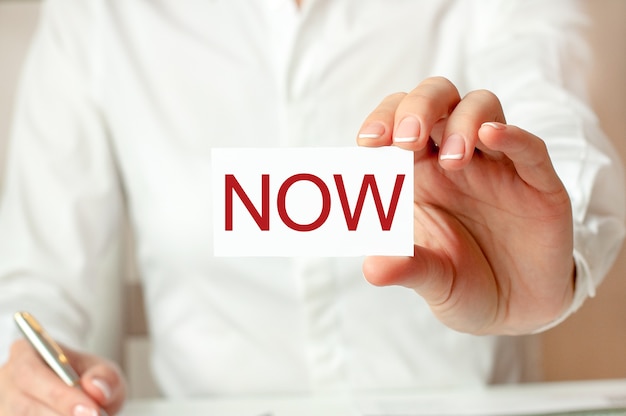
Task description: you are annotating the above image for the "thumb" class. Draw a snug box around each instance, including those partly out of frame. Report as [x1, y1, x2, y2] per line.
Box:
[363, 245, 454, 306]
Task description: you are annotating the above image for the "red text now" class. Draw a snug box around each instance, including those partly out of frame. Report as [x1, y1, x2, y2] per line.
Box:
[225, 173, 406, 232]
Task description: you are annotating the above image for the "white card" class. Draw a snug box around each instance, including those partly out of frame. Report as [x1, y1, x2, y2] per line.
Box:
[211, 147, 413, 256]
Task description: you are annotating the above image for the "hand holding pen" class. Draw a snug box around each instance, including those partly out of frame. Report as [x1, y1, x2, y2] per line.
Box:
[0, 312, 126, 416]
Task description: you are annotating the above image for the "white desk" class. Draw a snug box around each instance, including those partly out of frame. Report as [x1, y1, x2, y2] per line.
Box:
[121, 379, 626, 416]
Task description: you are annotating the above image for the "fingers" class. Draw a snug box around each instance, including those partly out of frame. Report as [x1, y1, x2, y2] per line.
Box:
[357, 77, 508, 169]
[392, 77, 461, 149]
[6, 339, 101, 415]
[358, 77, 461, 150]
[358, 76, 564, 195]
[0, 392, 58, 416]
[0, 339, 125, 416]
[439, 89, 506, 169]
[357, 93, 405, 146]
[479, 122, 565, 193]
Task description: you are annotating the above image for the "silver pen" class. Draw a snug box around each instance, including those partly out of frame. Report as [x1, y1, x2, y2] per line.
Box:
[14, 311, 109, 416]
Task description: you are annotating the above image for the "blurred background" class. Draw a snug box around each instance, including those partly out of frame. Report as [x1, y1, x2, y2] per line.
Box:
[1, 0, 625, 398]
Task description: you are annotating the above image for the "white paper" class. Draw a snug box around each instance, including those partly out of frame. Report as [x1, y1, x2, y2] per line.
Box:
[211, 147, 414, 257]
[120, 380, 626, 416]
[356, 381, 626, 415]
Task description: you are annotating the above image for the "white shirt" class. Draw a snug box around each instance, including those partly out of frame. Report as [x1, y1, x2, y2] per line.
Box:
[0, 0, 624, 397]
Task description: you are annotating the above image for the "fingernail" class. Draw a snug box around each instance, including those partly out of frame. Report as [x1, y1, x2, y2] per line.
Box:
[482, 121, 506, 130]
[440, 134, 465, 160]
[393, 116, 420, 143]
[358, 122, 385, 139]
[92, 378, 112, 402]
[73, 404, 99, 416]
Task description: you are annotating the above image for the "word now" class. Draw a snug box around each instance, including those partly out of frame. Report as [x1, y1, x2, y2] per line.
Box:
[225, 173, 405, 232]
[211, 147, 413, 256]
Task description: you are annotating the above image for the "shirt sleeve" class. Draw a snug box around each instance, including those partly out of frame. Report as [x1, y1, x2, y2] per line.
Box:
[465, 0, 626, 331]
[0, 0, 123, 363]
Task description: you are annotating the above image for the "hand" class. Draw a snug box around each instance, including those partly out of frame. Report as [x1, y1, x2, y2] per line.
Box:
[357, 77, 575, 335]
[0, 339, 126, 415]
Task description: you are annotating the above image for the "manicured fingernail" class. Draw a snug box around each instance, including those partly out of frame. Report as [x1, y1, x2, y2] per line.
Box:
[73, 404, 99, 416]
[394, 116, 420, 143]
[482, 121, 506, 130]
[358, 122, 385, 139]
[440, 134, 465, 160]
[92, 378, 112, 402]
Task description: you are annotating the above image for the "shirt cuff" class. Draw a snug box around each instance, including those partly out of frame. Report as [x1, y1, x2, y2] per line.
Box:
[531, 249, 594, 334]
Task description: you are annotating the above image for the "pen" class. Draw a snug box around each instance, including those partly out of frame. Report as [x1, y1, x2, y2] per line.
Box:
[14, 311, 109, 416]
